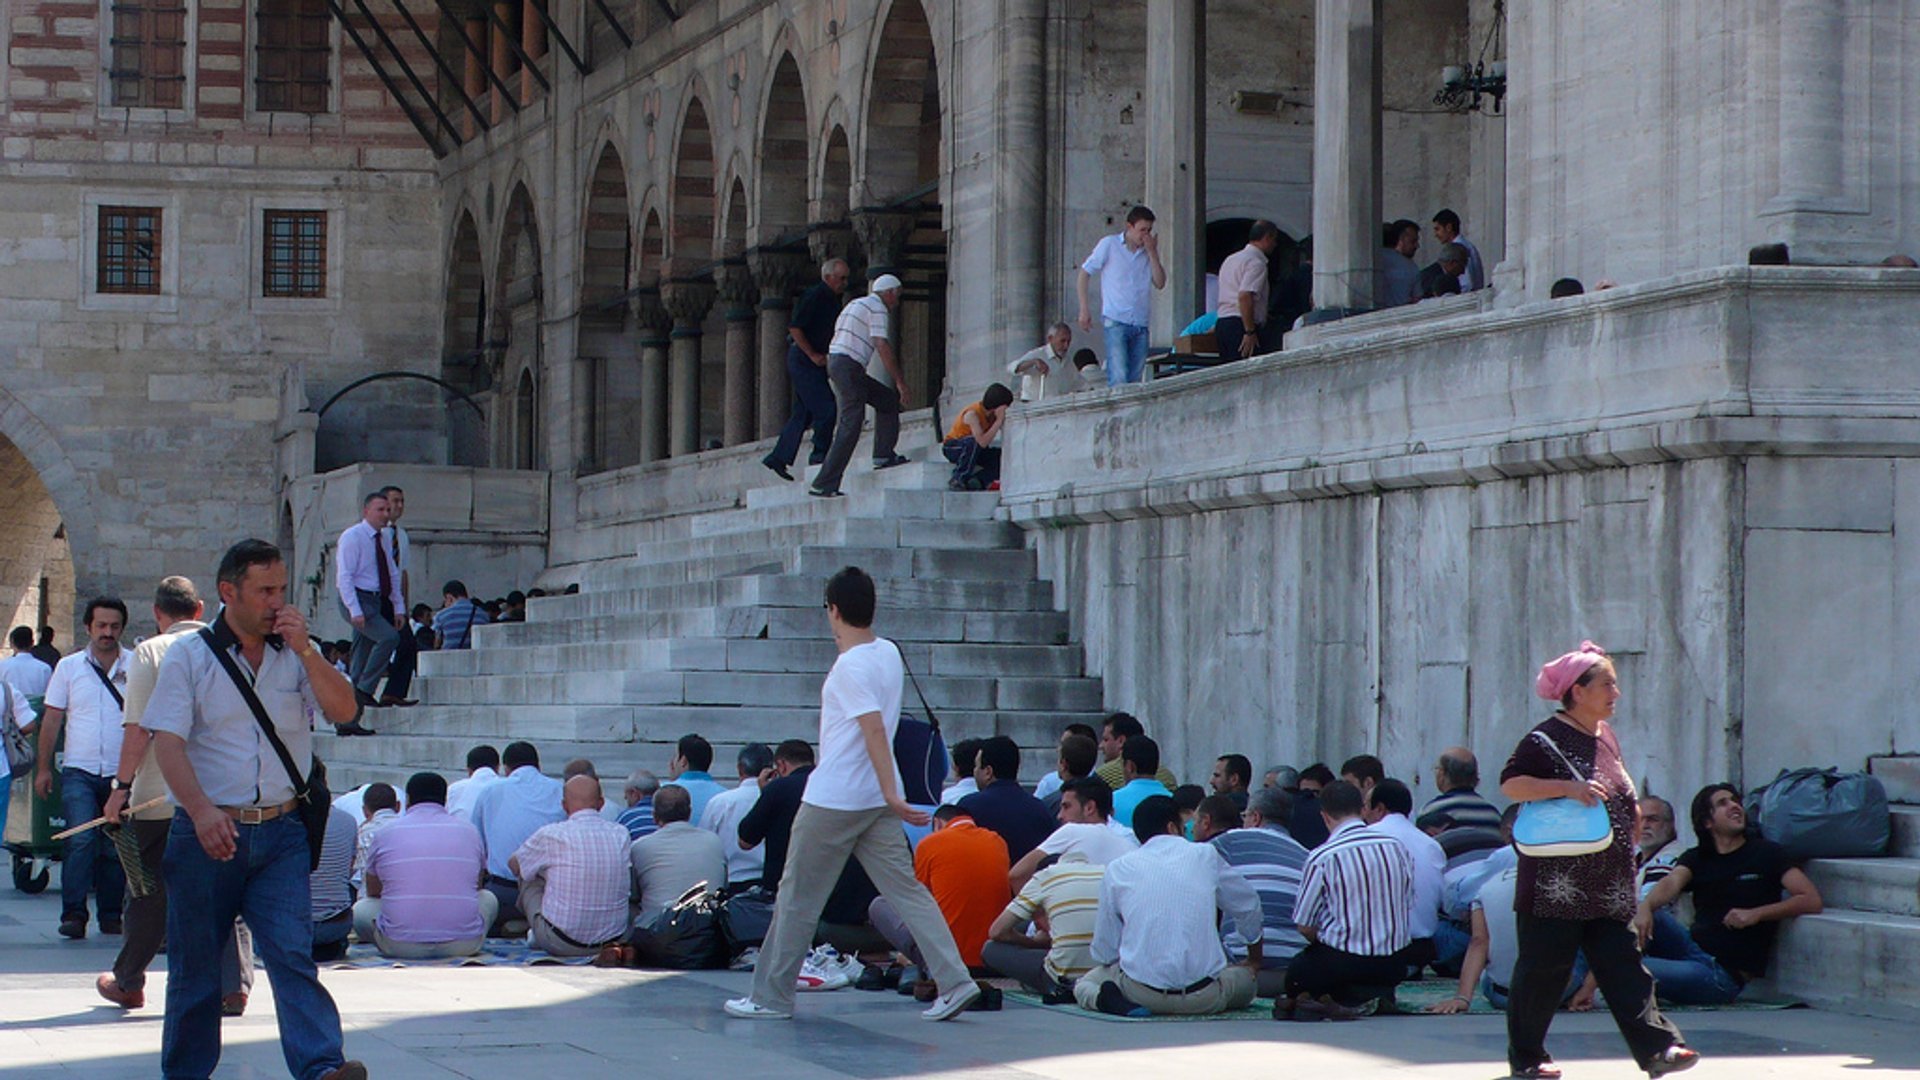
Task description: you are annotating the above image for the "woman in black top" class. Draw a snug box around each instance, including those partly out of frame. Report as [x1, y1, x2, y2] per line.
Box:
[1499, 642, 1695, 1079]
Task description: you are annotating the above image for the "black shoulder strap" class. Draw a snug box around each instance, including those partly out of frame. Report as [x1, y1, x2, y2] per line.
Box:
[198, 628, 307, 796]
[89, 660, 125, 710]
[895, 643, 939, 735]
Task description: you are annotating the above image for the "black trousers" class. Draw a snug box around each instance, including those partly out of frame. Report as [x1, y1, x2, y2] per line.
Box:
[1215, 315, 1254, 361]
[1282, 941, 1411, 1005]
[111, 818, 252, 995]
[1507, 912, 1683, 1073]
[384, 624, 419, 700]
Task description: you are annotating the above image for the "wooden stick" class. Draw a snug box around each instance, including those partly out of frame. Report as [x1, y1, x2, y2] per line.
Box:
[51, 797, 168, 840]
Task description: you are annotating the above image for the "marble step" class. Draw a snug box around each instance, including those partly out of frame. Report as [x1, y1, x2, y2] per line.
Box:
[1757, 908, 1920, 1018]
[742, 458, 956, 510]
[629, 515, 1022, 566]
[1894, 806, 1920, 858]
[349, 703, 1097, 746]
[1804, 858, 1920, 918]
[682, 487, 1003, 541]
[407, 668, 1104, 712]
[792, 544, 1036, 582]
[426, 634, 1081, 679]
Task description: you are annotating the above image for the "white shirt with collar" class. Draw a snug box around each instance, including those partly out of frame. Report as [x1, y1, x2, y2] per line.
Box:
[139, 620, 320, 807]
[697, 780, 765, 884]
[335, 519, 402, 619]
[1369, 811, 1446, 938]
[1089, 834, 1263, 991]
[446, 765, 500, 820]
[0, 652, 52, 698]
[44, 648, 131, 776]
[1009, 344, 1071, 402]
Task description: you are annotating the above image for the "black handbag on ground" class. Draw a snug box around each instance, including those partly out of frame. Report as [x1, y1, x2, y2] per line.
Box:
[198, 628, 331, 870]
[718, 885, 776, 951]
[633, 882, 727, 969]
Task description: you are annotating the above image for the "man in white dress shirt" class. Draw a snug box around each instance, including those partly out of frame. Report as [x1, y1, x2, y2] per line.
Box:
[35, 597, 131, 939]
[1075, 794, 1262, 1017]
[698, 742, 771, 887]
[1366, 778, 1446, 963]
[1008, 323, 1075, 403]
[446, 744, 501, 820]
[333, 490, 399, 732]
[1, 625, 52, 698]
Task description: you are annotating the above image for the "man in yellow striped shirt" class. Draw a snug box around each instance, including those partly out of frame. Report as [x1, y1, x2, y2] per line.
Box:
[982, 853, 1105, 996]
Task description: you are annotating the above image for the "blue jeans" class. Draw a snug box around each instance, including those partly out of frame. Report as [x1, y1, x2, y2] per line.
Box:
[1103, 319, 1148, 385]
[59, 767, 123, 923]
[163, 810, 348, 1080]
[1643, 908, 1743, 1005]
[1482, 952, 1591, 1011]
[1432, 918, 1472, 976]
[766, 345, 837, 468]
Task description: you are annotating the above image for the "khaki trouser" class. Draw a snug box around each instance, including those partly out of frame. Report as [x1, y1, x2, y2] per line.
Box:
[351, 893, 497, 959]
[749, 803, 970, 1013]
[1073, 961, 1257, 1016]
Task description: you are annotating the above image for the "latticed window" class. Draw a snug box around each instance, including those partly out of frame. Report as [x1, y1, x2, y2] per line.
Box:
[255, 0, 332, 113]
[262, 210, 328, 297]
[108, 0, 188, 109]
[97, 206, 163, 295]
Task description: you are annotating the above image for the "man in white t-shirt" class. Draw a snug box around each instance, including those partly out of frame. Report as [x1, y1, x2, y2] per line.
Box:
[1008, 777, 1138, 893]
[809, 276, 912, 499]
[1009, 323, 1075, 403]
[0, 625, 52, 698]
[727, 566, 980, 1022]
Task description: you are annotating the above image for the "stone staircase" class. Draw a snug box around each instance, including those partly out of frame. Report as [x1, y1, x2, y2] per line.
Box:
[318, 458, 1105, 790]
[1759, 805, 1920, 1017]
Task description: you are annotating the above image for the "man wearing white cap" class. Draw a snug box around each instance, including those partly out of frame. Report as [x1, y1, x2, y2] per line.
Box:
[810, 274, 911, 498]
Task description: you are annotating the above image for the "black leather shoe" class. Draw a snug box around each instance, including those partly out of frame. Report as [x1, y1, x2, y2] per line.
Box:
[872, 453, 911, 470]
[761, 457, 794, 481]
[99, 918, 123, 935]
[337, 721, 377, 737]
[807, 486, 842, 499]
[58, 918, 86, 940]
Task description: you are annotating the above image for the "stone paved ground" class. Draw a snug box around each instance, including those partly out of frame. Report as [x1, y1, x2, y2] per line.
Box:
[0, 878, 1916, 1079]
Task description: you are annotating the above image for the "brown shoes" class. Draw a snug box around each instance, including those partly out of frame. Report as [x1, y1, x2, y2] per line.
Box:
[318, 1063, 368, 1080]
[95, 973, 143, 1009]
[222, 992, 248, 1017]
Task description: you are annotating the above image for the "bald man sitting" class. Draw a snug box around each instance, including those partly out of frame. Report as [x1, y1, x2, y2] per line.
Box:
[509, 775, 635, 957]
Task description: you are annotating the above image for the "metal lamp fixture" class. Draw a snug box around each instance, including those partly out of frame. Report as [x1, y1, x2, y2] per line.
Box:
[1434, 0, 1506, 114]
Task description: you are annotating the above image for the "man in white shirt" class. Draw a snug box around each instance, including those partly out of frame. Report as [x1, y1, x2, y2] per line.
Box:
[36, 597, 131, 939]
[1075, 794, 1262, 1017]
[808, 275, 911, 499]
[726, 566, 980, 1021]
[446, 744, 501, 820]
[470, 740, 564, 932]
[1365, 779, 1446, 962]
[1009, 323, 1075, 403]
[333, 490, 400, 732]
[1076, 205, 1168, 386]
[1214, 221, 1281, 360]
[376, 485, 420, 707]
[1431, 209, 1486, 292]
[1009, 777, 1138, 893]
[1282, 780, 1418, 1019]
[510, 776, 633, 956]
[1, 625, 52, 698]
[698, 742, 771, 887]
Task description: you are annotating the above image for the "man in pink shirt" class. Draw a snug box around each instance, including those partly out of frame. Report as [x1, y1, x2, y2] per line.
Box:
[1215, 221, 1282, 361]
[352, 772, 495, 959]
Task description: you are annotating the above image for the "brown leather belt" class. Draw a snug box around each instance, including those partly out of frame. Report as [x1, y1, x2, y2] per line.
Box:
[220, 799, 299, 824]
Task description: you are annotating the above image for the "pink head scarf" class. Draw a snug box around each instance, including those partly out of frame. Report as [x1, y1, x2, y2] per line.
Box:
[1535, 640, 1609, 702]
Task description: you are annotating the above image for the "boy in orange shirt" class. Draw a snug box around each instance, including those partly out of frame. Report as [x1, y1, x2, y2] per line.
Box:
[944, 383, 1014, 491]
[870, 804, 1011, 971]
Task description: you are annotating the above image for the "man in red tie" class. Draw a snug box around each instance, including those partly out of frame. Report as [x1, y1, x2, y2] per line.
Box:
[333, 491, 399, 735]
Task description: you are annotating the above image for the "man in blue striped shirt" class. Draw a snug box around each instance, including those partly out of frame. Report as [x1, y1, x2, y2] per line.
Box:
[1197, 787, 1309, 999]
[1280, 780, 1416, 1019]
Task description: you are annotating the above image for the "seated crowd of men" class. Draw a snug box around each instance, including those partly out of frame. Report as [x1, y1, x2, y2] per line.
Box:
[312, 713, 1821, 1021]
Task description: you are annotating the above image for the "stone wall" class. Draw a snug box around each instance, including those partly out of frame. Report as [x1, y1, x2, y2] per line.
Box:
[1003, 267, 1920, 803]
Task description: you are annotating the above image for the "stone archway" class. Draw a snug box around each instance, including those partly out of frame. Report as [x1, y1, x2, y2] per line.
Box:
[579, 144, 633, 471]
[634, 207, 670, 463]
[0, 396, 95, 645]
[664, 95, 718, 457]
[442, 209, 488, 466]
[492, 183, 543, 469]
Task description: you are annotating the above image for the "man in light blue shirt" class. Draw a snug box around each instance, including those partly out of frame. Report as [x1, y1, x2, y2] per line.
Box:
[1076, 206, 1167, 386]
[1110, 736, 1175, 830]
[469, 740, 563, 932]
[663, 733, 726, 825]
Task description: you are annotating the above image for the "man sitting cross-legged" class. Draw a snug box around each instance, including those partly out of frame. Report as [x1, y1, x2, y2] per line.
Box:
[1195, 789, 1309, 999]
[1279, 780, 1417, 1020]
[1008, 777, 1137, 893]
[1633, 783, 1823, 1005]
[982, 852, 1104, 998]
[629, 784, 727, 928]
[958, 734, 1057, 862]
[352, 772, 497, 959]
[1074, 795, 1262, 1017]
[510, 775, 633, 957]
[869, 804, 1011, 978]
[1109, 736, 1175, 830]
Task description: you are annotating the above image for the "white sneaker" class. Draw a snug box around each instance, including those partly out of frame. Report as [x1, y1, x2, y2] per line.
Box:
[921, 980, 982, 1021]
[723, 996, 791, 1020]
[797, 950, 850, 992]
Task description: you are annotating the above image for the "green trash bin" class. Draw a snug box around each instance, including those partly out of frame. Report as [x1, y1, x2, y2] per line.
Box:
[4, 703, 60, 894]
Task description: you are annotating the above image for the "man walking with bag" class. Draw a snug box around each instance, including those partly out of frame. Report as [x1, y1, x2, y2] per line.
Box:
[142, 539, 367, 1080]
[35, 597, 131, 938]
[725, 566, 981, 1021]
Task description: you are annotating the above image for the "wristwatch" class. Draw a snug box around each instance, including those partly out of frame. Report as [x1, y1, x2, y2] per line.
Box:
[110, 777, 132, 793]
[300, 642, 319, 659]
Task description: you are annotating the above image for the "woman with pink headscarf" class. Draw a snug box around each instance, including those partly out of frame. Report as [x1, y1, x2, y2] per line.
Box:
[1497, 643, 1696, 1080]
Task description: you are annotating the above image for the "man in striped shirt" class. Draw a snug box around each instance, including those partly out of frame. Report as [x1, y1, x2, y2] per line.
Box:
[982, 852, 1105, 996]
[1197, 789, 1308, 998]
[509, 776, 633, 957]
[809, 274, 911, 498]
[1281, 780, 1416, 1019]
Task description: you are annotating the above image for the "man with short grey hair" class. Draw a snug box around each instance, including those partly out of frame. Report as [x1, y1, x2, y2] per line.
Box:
[764, 257, 851, 481]
[619, 769, 660, 840]
[630, 784, 727, 925]
[809, 275, 912, 498]
[1419, 242, 1471, 300]
[1009, 322, 1076, 402]
[1421, 747, 1500, 831]
[699, 742, 773, 887]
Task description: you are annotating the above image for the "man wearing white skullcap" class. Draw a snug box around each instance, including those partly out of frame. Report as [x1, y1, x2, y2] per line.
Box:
[809, 274, 911, 498]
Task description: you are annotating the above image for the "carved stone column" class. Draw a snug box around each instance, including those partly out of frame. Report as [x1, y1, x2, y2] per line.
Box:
[747, 247, 810, 438]
[632, 288, 670, 464]
[1145, 0, 1205, 346]
[660, 278, 714, 457]
[807, 222, 855, 270]
[1311, 0, 1384, 312]
[850, 208, 915, 279]
[714, 260, 759, 447]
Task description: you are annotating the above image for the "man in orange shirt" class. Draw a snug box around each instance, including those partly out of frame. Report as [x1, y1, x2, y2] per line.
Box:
[871, 804, 1011, 971]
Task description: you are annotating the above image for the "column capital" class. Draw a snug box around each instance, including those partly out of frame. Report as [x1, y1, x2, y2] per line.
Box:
[850, 207, 916, 276]
[631, 286, 670, 342]
[806, 222, 856, 267]
[660, 278, 716, 330]
[714, 259, 759, 322]
[746, 246, 811, 301]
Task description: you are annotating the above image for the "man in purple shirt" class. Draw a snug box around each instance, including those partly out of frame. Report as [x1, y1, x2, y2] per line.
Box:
[351, 772, 495, 958]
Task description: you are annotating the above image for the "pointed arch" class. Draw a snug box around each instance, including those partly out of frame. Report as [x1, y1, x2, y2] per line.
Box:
[817, 122, 852, 224]
[757, 49, 809, 245]
[581, 142, 633, 321]
[442, 207, 489, 466]
[860, 0, 942, 206]
[668, 90, 716, 273]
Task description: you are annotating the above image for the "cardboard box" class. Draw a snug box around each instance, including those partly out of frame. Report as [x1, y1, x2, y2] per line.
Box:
[1174, 332, 1218, 355]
